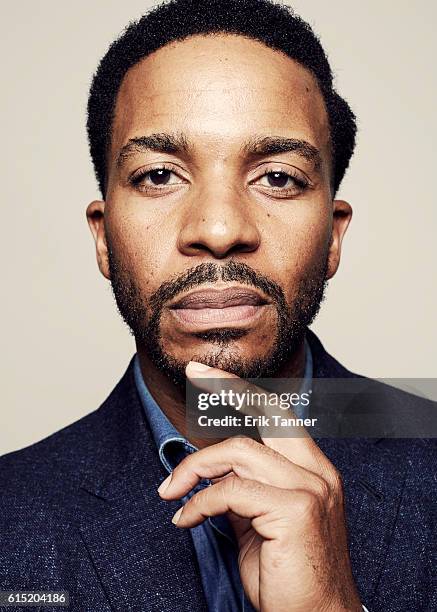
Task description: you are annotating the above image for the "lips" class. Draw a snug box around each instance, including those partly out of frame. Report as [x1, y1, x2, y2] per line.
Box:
[168, 286, 270, 328]
[169, 287, 269, 309]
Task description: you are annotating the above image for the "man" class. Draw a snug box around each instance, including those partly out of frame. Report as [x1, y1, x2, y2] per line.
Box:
[0, 1, 435, 611]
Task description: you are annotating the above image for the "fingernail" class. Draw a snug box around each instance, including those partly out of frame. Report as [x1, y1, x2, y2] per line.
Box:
[172, 507, 183, 525]
[187, 361, 212, 375]
[158, 474, 172, 495]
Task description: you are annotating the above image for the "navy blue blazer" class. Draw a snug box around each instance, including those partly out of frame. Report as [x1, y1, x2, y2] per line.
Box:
[0, 330, 435, 612]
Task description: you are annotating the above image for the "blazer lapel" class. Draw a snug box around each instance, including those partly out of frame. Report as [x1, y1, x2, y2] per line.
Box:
[77, 360, 208, 612]
[307, 330, 407, 603]
[317, 437, 406, 604]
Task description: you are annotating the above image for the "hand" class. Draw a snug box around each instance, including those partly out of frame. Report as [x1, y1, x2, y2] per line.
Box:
[158, 362, 362, 612]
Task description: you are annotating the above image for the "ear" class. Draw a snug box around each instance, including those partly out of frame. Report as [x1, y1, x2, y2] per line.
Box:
[86, 200, 111, 280]
[326, 199, 352, 280]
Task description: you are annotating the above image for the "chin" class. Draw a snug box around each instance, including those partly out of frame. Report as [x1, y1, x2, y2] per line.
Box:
[170, 332, 274, 369]
[160, 342, 278, 385]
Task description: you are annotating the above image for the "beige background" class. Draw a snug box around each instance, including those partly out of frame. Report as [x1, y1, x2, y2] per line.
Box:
[1, 1, 436, 456]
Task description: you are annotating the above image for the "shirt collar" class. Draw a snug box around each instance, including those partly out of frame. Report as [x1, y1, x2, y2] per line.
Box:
[134, 336, 313, 473]
[133, 356, 197, 473]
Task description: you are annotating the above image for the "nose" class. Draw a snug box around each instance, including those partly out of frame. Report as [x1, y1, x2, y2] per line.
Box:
[177, 184, 261, 259]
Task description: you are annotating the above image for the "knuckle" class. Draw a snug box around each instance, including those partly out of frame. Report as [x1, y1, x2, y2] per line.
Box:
[314, 456, 343, 491]
[311, 475, 330, 500]
[292, 489, 320, 517]
[223, 474, 241, 495]
[228, 435, 258, 453]
[190, 488, 206, 509]
[221, 475, 263, 499]
[321, 463, 343, 493]
[329, 466, 343, 490]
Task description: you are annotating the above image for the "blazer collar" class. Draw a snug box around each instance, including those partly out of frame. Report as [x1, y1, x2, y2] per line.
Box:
[78, 358, 208, 612]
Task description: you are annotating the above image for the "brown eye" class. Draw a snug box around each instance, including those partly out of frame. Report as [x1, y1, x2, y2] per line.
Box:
[253, 167, 309, 196]
[266, 171, 290, 188]
[148, 168, 172, 185]
[129, 166, 186, 192]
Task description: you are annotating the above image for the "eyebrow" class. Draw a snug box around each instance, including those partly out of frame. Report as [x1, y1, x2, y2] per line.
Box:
[117, 132, 191, 167]
[241, 135, 322, 170]
[116, 132, 322, 171]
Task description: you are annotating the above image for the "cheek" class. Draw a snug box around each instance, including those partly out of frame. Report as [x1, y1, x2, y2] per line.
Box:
[263, 203, 331, 288]
[105, 203, 176, 293]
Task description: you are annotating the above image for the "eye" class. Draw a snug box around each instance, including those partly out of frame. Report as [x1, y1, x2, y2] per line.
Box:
[263, 171, 292, 188]
[146, 168, 175, 185]
[250, 167, 310, 198]
[129, 165, 185, 192]
[258, 171, 307, 190]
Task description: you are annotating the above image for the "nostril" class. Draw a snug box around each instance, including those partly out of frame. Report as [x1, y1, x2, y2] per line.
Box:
[189, 243, 211, 252]
[184, 240, 259, 259]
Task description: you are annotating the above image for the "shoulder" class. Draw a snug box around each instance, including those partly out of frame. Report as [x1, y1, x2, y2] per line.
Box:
[0, 407, 107, 588]
[0, 356, 139, 518]
[0, 406, 104, 528]
[307, 329, 437, 442]
[0, 359, 142, 587]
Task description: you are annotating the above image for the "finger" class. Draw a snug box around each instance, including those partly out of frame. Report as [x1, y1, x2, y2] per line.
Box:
[172, 476, 289, 531]
[185, 361, 329, 474]
[158, 436, 324, 500]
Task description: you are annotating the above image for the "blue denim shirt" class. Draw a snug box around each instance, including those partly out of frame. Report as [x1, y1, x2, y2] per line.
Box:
[134, 341, 313, 612]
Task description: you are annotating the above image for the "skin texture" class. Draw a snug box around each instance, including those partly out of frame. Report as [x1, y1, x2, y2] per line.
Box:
[87, 34, 359, 611]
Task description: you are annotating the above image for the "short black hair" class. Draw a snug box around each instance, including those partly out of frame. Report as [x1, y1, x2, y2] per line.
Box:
[87, 0, 357, 198]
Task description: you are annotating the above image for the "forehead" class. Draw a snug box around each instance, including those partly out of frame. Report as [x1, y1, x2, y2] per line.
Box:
[111, 34, 330, 159]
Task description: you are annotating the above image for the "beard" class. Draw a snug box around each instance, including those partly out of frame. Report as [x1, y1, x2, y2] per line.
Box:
[107, 248, 329, 387]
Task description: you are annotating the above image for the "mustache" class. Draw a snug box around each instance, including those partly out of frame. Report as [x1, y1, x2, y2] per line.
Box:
[148, 260, 287, 313]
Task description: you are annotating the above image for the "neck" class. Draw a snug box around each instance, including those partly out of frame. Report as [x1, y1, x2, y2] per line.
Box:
[135, 338, 306, 449]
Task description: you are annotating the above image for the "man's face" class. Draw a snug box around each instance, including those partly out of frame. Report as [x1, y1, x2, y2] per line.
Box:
[87, 34, 351, 385]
